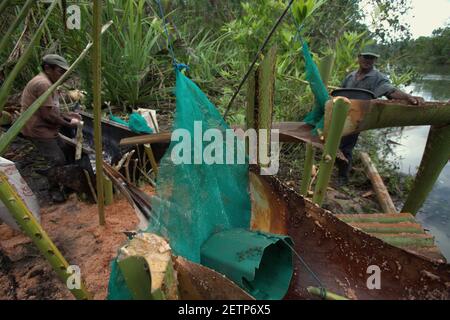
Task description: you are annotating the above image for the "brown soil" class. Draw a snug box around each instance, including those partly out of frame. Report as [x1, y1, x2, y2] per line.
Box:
[0, 187, 153, 300]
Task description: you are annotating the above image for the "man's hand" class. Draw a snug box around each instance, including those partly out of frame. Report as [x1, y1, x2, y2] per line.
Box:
[67, 112, 82, 120]
[70, 118, 81, 126]
[407, 96, 425, 106]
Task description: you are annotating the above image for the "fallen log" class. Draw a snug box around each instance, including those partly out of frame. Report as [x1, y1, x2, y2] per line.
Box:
[359, 152, 397, 214]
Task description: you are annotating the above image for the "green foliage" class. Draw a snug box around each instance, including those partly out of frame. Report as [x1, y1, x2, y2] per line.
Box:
[292, 0, 326, 26]
[332, 31, 373, 84]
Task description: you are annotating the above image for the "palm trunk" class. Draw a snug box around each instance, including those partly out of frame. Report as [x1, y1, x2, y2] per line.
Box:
[402, 124, 450, 215]
[313, 97, 350, 206]
[0, 173, 91, 300]
[342, 100, 450, 136]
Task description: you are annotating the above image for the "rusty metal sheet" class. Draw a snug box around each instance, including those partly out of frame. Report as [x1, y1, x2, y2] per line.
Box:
[249, 168, 450, 300]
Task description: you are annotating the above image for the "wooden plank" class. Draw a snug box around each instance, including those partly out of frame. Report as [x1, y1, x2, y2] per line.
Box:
[119, 132, 171, 146]
[257, 46, 277, 163]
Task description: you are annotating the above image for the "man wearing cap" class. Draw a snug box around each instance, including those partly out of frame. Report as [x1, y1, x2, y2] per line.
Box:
[20, 54, 81, 202]
[336, 48, 424, 185]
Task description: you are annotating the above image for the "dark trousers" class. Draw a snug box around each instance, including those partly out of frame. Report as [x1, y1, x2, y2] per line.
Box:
[336, 133, 360, 178]
[29, 137, 67, 190]
[29, 137, 67, 167]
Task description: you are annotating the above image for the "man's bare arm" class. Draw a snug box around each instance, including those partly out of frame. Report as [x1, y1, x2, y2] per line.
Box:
[387, 90, 425, 105]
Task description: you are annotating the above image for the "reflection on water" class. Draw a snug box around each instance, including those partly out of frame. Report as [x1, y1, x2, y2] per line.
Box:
[405, 74, 450, 102]
[388, 72, 450, 260]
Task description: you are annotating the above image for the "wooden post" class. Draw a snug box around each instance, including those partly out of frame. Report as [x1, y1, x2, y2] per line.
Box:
[92, 0, 105, 225]
[258, 46, 277, 163]
[245, 46, 277, 165]
[313, 97, 350, 206]
[0, 173, 91, 300]
[144, 145, 159, 176]
[359, 152, 397, 213]
[317, 53, 335, 88]
[402, 124, 450, 215]
[103, 175, 113, 206]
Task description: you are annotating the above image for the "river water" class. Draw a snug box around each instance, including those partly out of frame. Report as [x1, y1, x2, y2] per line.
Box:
[386, 72, 450, 260]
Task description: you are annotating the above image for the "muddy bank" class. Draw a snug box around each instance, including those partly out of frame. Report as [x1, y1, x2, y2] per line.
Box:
[0, 189, 149, 300]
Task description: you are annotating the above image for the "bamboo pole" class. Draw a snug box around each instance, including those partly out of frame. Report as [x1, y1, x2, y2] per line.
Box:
[92, 0, 104, 226]
[402, 124, 450, 215]
[300, 142, 314, 196]
[307, 286, 348, 300]
[0, 0, 34, 55]
[0, 0, 57, 112]
[312, 97, 350, 206]
[359, 152, 397, 214]
[0, 21, 113, 156]
[0, 173, 91, 300]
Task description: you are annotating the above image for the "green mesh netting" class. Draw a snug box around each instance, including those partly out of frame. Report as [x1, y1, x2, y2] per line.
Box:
[129, 113, 153, 134]
[109, 113, 153, 134]
[107, 69, 251, 299]
[148, 69, 251, 261]
[301, 41, 330, 133]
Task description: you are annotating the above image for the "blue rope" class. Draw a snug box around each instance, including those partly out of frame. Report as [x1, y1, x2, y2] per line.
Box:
[290, 7, 305, 45]
[155, 0, 189, 72]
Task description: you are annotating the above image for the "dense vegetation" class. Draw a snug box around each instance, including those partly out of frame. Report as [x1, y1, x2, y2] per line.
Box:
[0, 0, 446, 202]
[0, 0, 418, 117]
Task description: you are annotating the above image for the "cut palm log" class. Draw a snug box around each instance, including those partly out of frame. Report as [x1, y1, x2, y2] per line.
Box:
[117, 233, 178, 300]
[360, 152, 397, 214]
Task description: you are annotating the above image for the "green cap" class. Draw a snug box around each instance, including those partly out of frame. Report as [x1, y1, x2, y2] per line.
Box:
[359, 45, 380, 58]
[42, 54, 70, 70]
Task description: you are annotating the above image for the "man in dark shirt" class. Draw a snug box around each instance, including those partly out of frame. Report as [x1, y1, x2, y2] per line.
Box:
[337, 49, 424, 185]
[21, 54, 81, 202]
